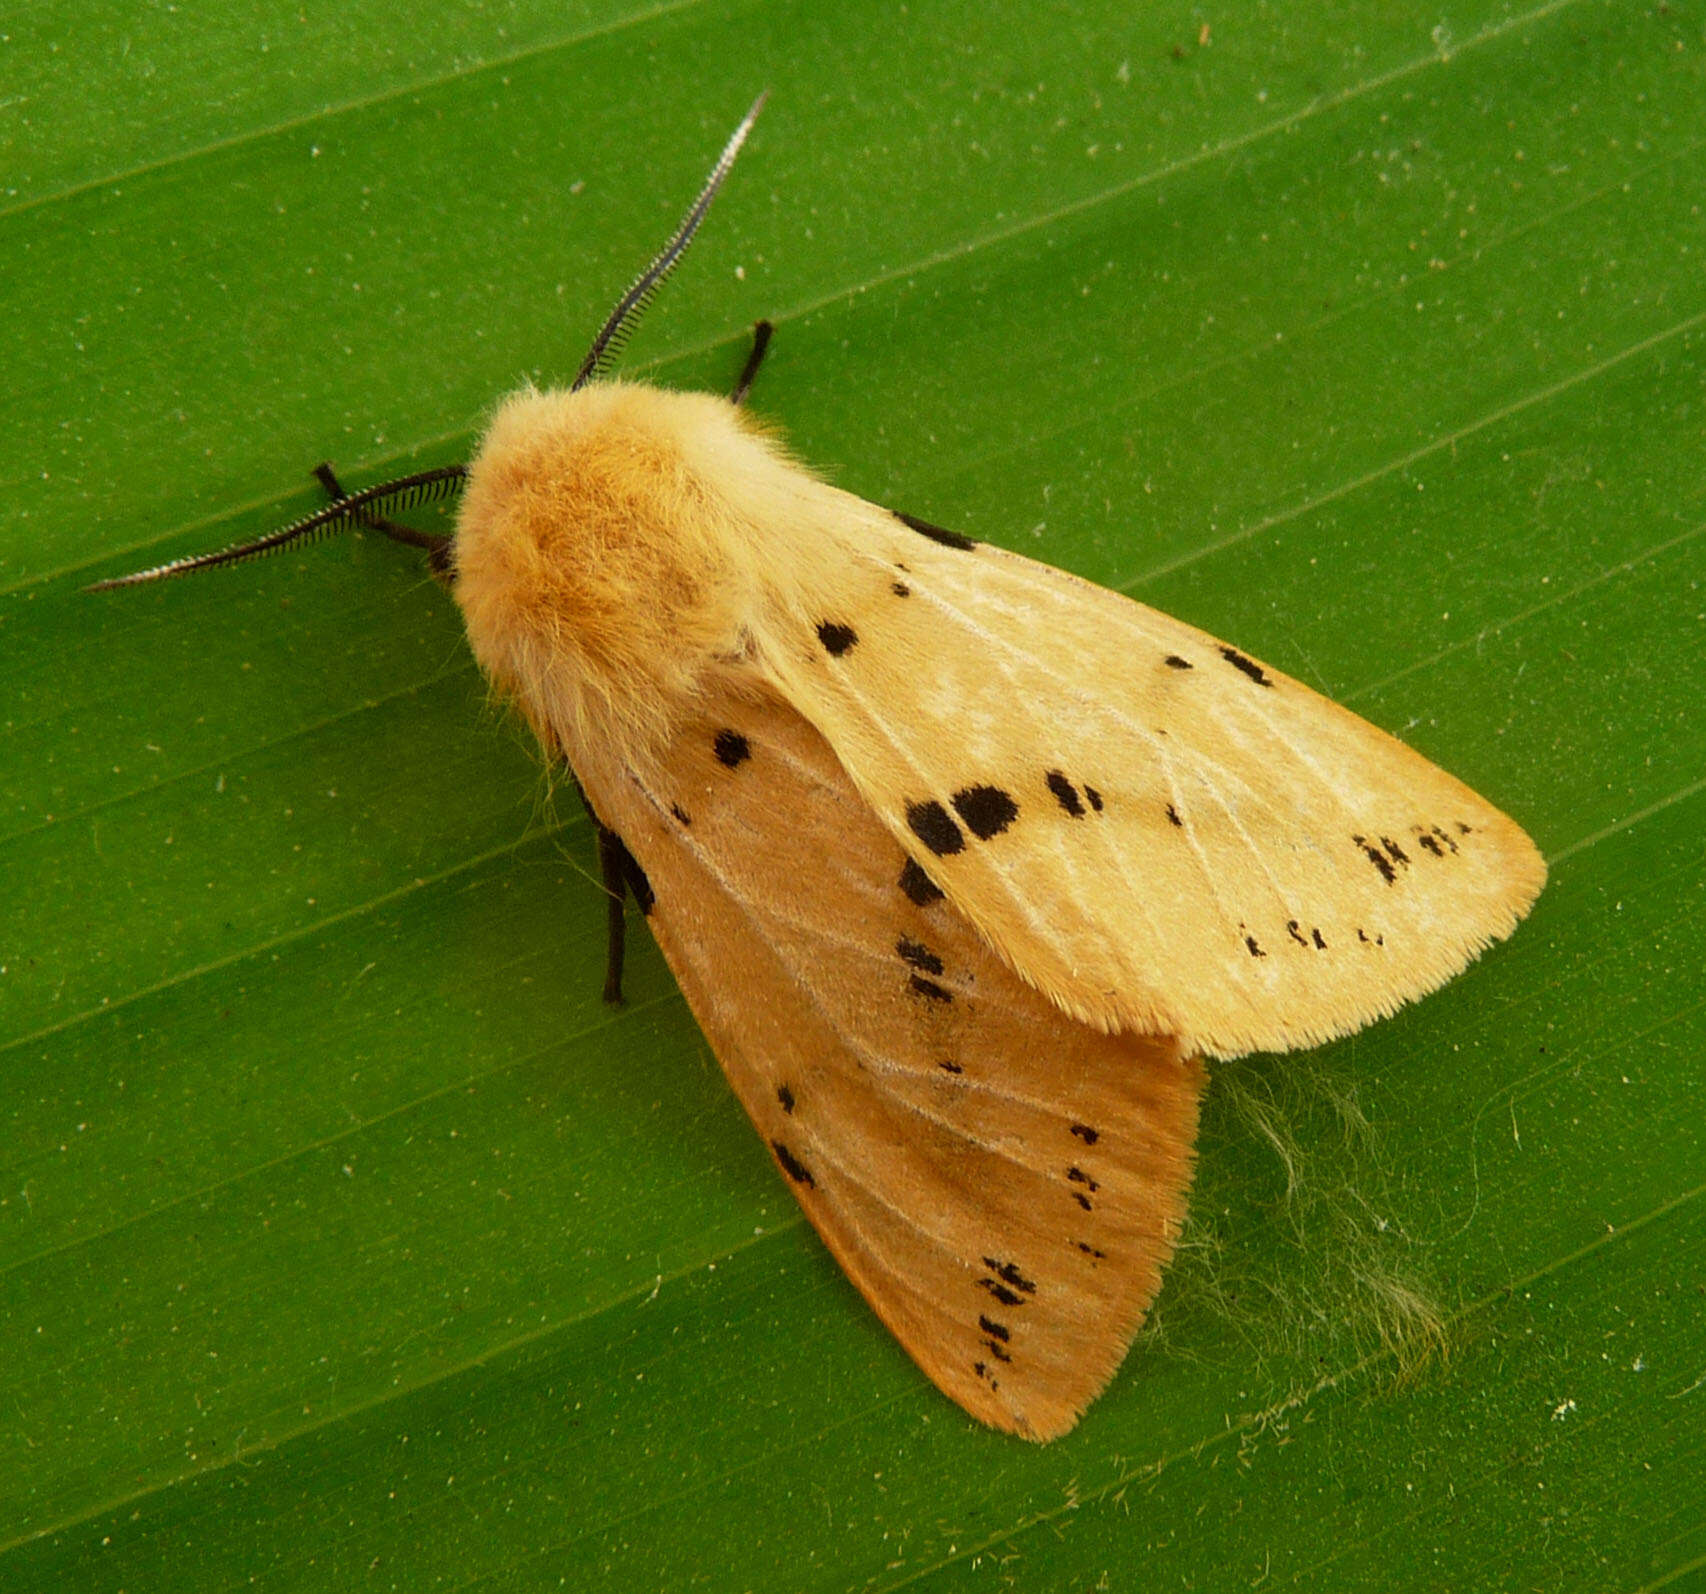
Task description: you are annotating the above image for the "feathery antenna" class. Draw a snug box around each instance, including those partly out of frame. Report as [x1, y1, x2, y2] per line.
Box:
[86, 465, 467, 590]
[89, 95, 767, 592]
[571, 93, 766, 390]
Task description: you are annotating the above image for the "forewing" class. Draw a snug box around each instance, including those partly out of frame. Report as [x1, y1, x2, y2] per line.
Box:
[753, 505, 1547, 1058]
[573, 678, 1201, 1442]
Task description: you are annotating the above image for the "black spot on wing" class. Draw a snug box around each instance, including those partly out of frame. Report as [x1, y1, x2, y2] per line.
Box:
[978, 1315, 1011, 1342]
[771, 1141, 814, 1186]
[1312, 927, 1328, 949]
[1075, 1240, 1106, 1260]
[669, 803, 692, 826]
[1382, 836, 1411, 868]
[1431, 825, 1460, 854]
[891, 581, 911, 597]
[1353, 834, 1398, 884]
[899, 856, 945, 905]
[1165, 654, 1194, 670]
[896, 936, 944, 975]
[980, 1280, 1024, 1308]
[1245, 934, 1266, 958]
[1219, 645, 1273, 686]
[909, 974, 953, 1003]
[1072, 1191, 1094, 1211]
[953, 784, 1019, 840]
[983, 1336, 1013, 1363]
[1066, 1166, 1099, 1192]
[907, 800, 965, 856]
[1046, 770, 1085, 817]
[937, 1059, 963, 1075]
[894, 510, 976, 551]
[982, 1257, 1037, 1294]
[1418, 831, 1445, 858]
[713, 729, 751, 768]
[816, 620, 858, 657]
[1069, 1123, 1100, 1144]
[1084, 785, 1104, 812]
[1287, 920, 1309, 947]
[1165, 802, 1183, 828]
[776, 1084, 795, 1114]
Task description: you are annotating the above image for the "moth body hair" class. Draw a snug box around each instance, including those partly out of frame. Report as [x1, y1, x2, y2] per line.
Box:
[460, 382, 825, 760]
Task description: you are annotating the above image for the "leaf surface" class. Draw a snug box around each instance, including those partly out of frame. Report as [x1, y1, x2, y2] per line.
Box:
[2, 0, 1702, 1587]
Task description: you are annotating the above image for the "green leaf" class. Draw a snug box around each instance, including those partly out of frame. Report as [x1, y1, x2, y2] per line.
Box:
[3, 0, 1702, 1588]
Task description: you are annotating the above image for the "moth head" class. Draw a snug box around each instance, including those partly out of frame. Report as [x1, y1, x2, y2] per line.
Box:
[84, 94, 767, 605]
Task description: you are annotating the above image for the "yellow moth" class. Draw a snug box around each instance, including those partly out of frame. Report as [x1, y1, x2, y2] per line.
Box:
[93, 98, 1546, 1441]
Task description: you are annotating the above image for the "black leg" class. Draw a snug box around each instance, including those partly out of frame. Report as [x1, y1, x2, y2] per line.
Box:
[313, 461, 452, 559]
[595, 824, 630, 1006]
[569, 772, 641, 1005]
[730, 319, 774, 406]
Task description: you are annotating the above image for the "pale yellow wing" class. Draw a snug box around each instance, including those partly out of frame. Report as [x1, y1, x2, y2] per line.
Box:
[573, 677, 1201, 1441]
[752, 504, 1547, 1058]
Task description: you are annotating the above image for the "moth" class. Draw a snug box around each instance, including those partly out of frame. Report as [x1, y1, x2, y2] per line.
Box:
[93, 98, 1546, 1441]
